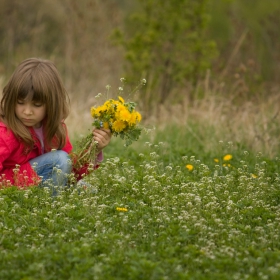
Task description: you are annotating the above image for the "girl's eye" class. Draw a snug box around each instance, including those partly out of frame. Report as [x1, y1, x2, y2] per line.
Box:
[34, 103, 43, 107]
[17, 100, 24, 105]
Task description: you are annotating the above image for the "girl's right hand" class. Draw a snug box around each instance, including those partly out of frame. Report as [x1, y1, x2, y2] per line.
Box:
[92, 128, 112, 152]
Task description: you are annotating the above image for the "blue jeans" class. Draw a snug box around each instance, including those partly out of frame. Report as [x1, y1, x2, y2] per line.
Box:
[29, 150, 72, 190]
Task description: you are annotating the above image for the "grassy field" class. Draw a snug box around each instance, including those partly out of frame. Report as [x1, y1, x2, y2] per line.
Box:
[1, 0, 280, 277]
[1, 123, 280, 280]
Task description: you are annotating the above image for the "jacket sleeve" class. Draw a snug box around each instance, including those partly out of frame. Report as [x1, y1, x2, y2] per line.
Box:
[61, 123, 73, 153]
[0, 135, 40, 188]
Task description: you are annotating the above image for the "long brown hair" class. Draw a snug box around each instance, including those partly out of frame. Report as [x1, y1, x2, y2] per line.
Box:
[0, 58, 70, 149]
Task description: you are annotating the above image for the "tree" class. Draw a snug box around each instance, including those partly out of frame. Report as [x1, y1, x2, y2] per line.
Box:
[113, 0, 217, 109]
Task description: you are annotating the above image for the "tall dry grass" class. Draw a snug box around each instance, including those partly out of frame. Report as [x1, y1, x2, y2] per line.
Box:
[155, 93, 280, 157]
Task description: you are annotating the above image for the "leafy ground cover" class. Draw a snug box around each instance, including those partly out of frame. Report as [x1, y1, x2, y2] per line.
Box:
[1, 125, 280, 279]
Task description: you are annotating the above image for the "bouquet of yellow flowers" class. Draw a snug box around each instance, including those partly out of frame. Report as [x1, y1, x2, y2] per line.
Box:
[72, 79, 144, 170]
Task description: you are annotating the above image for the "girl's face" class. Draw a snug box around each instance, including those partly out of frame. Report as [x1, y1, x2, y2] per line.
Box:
[15, 99, 46, 128]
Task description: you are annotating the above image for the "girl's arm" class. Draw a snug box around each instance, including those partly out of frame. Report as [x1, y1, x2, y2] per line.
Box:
[0, 137, 40, 188]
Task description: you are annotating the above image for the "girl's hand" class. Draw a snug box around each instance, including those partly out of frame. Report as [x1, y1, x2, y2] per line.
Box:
[93, 128, 112, 152]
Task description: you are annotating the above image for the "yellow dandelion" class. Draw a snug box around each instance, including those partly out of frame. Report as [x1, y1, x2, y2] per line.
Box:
[118, 96, 125, 103]
[118, 108, 131, 122]
[100, 104, 108, 112]
[104, 100, 114, 112]
[116, 104, 126, 112]
[214, 158, 219, 163]
[186, 164, 194, 171]
[251, 174, 257, 178]
[112, 120, 126, 132]
[90, 107, 96, 117]
[129, 111, 137, 125]
[223, 154, 233, 161]
[92, 106, 104, 117]
[104, 100, 111, 106]
[135, 111, 142, 122]
[116, 207, 128, 212]
[113, 100, 122, 107]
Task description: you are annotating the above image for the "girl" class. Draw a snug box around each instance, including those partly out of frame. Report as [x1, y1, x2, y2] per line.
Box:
[0, 58, 111, 188]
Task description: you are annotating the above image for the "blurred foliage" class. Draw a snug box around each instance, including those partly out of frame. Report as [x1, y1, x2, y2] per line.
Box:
[0, 0, 61, 72]
[0, 0, 122, 95]
[208, 0, 280, 83]
[0, 0, 279, 107]
[112, 0, 218, 107]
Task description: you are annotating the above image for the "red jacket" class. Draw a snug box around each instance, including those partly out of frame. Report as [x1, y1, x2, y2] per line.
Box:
[0, 121, 99, 188]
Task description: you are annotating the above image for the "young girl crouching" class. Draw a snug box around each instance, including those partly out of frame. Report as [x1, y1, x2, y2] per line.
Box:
[0, 58, 111, 189]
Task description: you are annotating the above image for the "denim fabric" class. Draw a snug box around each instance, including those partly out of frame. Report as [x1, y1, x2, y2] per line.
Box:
[29, 150, 72, 189]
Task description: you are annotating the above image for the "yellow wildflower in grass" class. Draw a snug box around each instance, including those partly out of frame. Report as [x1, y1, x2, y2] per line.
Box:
[251, 174, 257, 178]
[116, 207, 128, 212]
[214, 158, 219, 163]
[223, 154, 233, 161]
[186, 164, 194, 171]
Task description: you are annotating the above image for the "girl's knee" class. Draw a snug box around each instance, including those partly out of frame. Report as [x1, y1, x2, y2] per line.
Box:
[55, 150, 72, 174]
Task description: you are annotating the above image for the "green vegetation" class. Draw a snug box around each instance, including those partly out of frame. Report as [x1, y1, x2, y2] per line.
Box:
[0, 0, 279, 105]
[1, 1, 280, 278]
[112, 0, 217, 105]
[1, 126, 280, 279]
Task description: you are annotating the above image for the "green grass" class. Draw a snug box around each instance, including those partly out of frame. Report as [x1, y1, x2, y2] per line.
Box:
[1, 124, 280, 279]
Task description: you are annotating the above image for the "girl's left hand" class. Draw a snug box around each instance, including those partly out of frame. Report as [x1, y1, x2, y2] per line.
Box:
[93, 128, 112, 152]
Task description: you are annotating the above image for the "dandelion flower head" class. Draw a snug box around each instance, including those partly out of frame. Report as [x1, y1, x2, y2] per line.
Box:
[223, 154, 233, 161]
[118, 107, 131, 122]
[116, 207, 128, 212]
[112, 120, 127, 132]
[118, 96, 125, 103]
[186, 164, 194, 171]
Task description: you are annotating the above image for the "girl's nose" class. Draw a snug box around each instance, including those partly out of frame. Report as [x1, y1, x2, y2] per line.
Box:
[23, 105, 33, 115]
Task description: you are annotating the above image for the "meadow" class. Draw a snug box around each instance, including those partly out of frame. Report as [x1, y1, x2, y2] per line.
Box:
[1, 0, 280, 278]
[1, 96, 280, 279]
